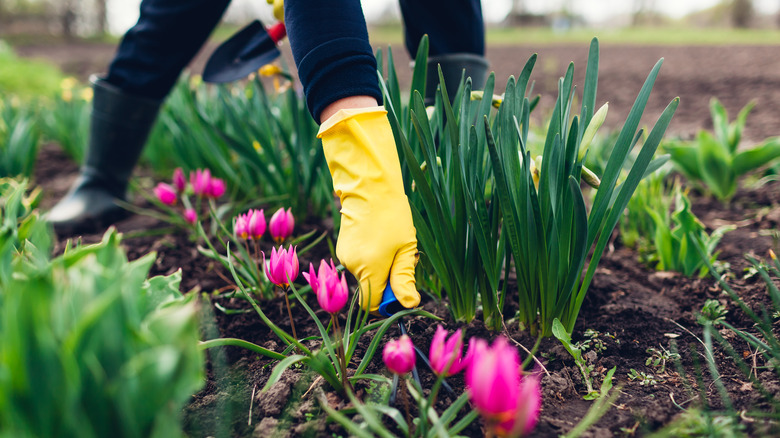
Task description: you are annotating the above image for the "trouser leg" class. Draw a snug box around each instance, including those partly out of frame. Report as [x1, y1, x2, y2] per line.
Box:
[285, 0, 382, 122]
[399, 0, 488, 103]
[106, 0, 232, 99]
[48, 0, 232, 234]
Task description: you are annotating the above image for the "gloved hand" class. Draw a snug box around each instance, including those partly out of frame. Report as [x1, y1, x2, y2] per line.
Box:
[317, 107, 421, 313]
[266, 0, 284, 22]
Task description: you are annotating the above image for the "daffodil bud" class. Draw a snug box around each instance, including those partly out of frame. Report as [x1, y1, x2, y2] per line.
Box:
[579, 102, 608, 161]
[581, 165, 601, 189]
[530, 155, 542, 190]
[469, 90, 503, 108]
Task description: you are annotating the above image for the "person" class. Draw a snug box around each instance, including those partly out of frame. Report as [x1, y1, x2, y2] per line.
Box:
[46, 0, 487, 313]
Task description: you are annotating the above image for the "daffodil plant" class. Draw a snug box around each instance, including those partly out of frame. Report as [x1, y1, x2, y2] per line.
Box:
[0, 96, 40, 178]
[379, 36, 508, 329]
[40, 77, 91, 163]
[382, 38, 677, 336]
[484, 38, 677, 336]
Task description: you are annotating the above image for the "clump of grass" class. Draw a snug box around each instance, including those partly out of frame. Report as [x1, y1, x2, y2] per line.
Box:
[0, 40, 64, 99]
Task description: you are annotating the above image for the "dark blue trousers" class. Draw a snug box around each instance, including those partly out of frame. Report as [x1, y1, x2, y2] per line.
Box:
[106, 0, 483, 121]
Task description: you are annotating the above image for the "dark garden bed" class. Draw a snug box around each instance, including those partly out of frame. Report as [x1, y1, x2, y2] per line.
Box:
[33, 140, 780, 437]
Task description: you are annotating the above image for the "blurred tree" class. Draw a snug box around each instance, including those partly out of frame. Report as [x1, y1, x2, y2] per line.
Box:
[95, 0, 106, 35]
[732, 0, 753, 28]
[61, 0, 76, 39]
[632, 0, 657, 25]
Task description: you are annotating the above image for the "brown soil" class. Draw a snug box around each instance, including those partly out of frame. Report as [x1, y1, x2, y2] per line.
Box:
[25, 41, 780, 437]
[16, 40, 780, 144]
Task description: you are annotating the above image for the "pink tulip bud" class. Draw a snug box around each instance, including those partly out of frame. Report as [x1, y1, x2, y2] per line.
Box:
[263, 246, 299, 287]
[154, 182, 177, 206]
[383, 335, 416, 375]
[303, 259, 349, 314]
[234, 213, 250, 239]
[247, 209, 266, 239]
[183, 208, 197, 225]
[269, 207, 294, 242]
[465, 336, 540, 437]
[429, 325, 470, 376]
[189, 168, 211, 197]
[172, 167, 186, 192]
[207, 176, 226, 198]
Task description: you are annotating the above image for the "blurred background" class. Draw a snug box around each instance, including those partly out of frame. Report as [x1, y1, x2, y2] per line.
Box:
[3, 0, 780, 144]
[0, 0, 777, 41]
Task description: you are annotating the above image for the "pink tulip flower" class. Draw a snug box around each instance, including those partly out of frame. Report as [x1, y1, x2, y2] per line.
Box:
[154, 182, 177, 206]
[189, 168, 211, 197]
[269, 207, 294, 242]
[207, 176, 226, 199]
[303, 259, 349, 314]
[263, 246, 299, 287]
[497, 373, 542, 437]
[247, 209, 266, 239]
[183, 208, 197, 225]
[465, 336, 540, 437]
[172, 167, 186, 192]
[383, 335, 416, 375]
[429, 325, 470, 376]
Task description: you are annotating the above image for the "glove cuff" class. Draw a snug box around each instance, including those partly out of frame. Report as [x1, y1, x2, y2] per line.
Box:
[317, 105, 386, 138]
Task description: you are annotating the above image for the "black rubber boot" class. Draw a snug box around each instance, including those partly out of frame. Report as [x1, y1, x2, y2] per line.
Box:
[425, 53, 489, 105]
[46, 76, 162, 235]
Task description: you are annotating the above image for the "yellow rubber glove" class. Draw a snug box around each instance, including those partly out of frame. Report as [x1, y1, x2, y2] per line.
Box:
[318, 106, 421, 313]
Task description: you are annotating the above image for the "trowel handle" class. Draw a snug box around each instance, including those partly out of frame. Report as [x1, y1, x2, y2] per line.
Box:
[267, 22, 287, 44]
[378, 282, 402, 317]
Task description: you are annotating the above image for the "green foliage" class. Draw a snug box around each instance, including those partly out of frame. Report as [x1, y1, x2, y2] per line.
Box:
[0, 97, 40, 177]
[560, 366, 619, 438]
[646, 345, 680, 374]
[0, 178, 46, 286]
[0, 224, 204, 438]
[0, 41, 64, 99]
[664, 98, 780, 201]
[683, 244, 780, 434]
[319, 378, 478, 438]
[648, 409, 744, 438]
[698, 299, 728, 325]
[619, 165, 672, 251]
[645, 182, 733, 277]
[553, 319, 599, 399]
[378, 36, 508, 328]
[39, 79, 91, 163]
[627, 368, 658, 386]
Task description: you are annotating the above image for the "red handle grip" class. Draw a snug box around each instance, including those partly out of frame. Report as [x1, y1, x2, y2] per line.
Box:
[267, 22, 287, 44]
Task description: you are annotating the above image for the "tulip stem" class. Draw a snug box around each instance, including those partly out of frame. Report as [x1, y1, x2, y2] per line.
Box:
[399, 377, 413, 435]
[331, 314, 352, 392]
[283, 286, 298, 342]
[428, 374, 444, 410]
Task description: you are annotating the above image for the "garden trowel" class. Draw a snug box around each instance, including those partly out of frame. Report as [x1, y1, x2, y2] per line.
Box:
[381, 283, 454, 407]
[203, 20, 286, 83]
